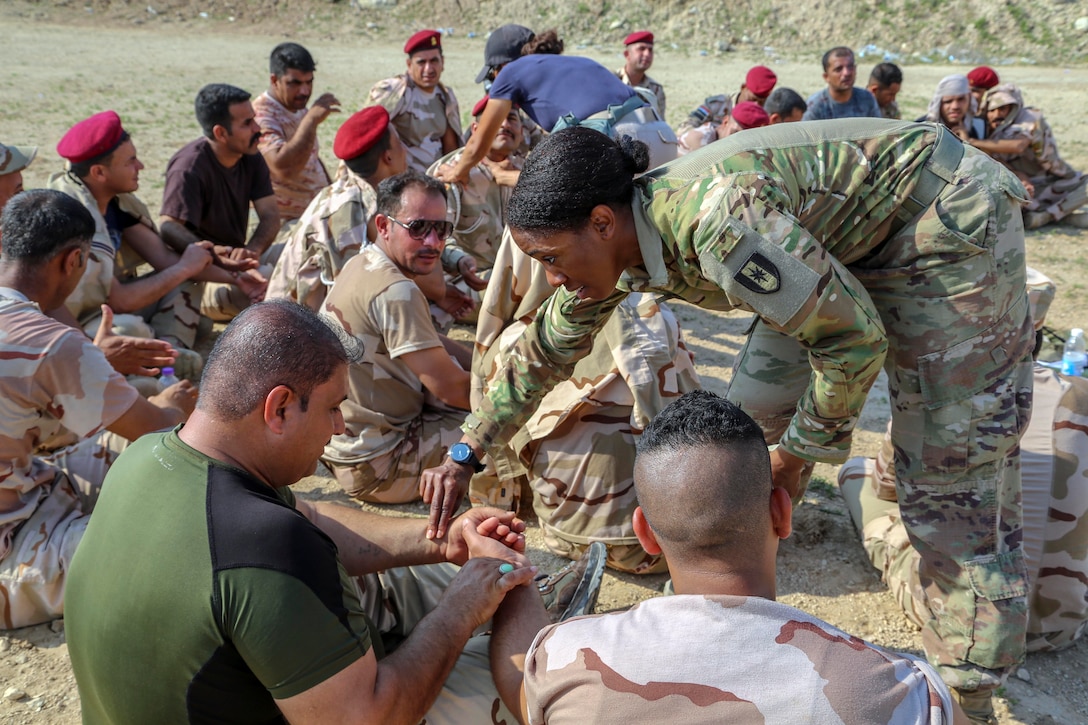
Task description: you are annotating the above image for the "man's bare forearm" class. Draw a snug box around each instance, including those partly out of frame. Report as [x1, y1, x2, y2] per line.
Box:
[490, 584, 549, 724]
[159, 218, 204, 254]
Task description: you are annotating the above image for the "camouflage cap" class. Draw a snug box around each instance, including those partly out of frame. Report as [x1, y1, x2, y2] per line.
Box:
[0, 143, 37, 176]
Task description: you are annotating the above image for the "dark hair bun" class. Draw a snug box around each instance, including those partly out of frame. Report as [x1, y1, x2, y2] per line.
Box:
[617, 135, 650, 174]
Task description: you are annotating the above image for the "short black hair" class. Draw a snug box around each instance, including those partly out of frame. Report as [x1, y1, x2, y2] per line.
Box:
[764, 88, 806, 118]
[194, 83, 252, 139]
[198, 300, 361, 420]
[69, 130, 132, 180]
[869, 62, 903, 87]
[376, 170, 448, 218]
[822, 46, 854, 72]
[0, 189, 94, 263]
[507, 127, 647, 235]
[343, 127, 393, 178]
[270, 42, 316, 76]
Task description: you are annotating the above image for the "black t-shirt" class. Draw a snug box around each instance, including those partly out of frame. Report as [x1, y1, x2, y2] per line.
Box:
[161, 137, 274, 247]
[103, 197, 140, 252]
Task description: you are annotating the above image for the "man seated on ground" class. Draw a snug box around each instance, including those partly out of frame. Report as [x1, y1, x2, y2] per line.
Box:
[973, 83, 1088, 229]
[48, 110, 239, 382]
[321, 171, 477, 504]
[370, 30, 462, 174]
[840, 269, 1087, 723]
[66, 299, 592, 724]
[803, 46, 882, 120]
[615, 31, 666, 118]
[674, 99, 767, 155]
[731, 65, 777, 107]
[919, 74, 985, 140]
[488, 390, 967, 724]
[253, 42, 338, 223]
[267, 106, 407, 311]
[160, 83, 275, 320]
[0, 189, 196, 631]
[470, 228, 700, 573]
[868, 62, 903, 119]
[428, 95, 524, 311]
[764, 87, 807, 124]
[967, 65, 1000, 107]
[0, 142, 35, 216]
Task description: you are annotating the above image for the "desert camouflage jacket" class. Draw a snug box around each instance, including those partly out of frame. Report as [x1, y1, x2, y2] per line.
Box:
[369, 73, 461, 173]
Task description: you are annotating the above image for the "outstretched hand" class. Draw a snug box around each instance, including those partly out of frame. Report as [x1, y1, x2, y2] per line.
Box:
[93, 305, 177, 377]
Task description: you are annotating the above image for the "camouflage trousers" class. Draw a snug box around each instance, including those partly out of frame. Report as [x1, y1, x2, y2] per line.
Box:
[201, 240, 283, 322]
[472, 399, 666, 575]
[840, 367, 1088, 654]
[328, 406, 468, 504]
[0, 431, 130, 629]
[1022, 173, 1088, 229]
[352, 563, 516, 725]
[728, 156, 1034, 692]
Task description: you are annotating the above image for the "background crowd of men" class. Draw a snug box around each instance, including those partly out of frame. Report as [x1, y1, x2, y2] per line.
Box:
[1, 24, 1087, 725]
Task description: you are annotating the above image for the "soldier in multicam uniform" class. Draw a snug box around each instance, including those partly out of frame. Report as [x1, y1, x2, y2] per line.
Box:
[422, 121, 1033, 722]
[470, 228, 700, 573]
[973, 83, 1088, 229]
[0, 189, 196, 630]
[321, 171, 478, 504]
[48, 111, 222, 382]
[485, 391, 965, 724]
[267, 106, 407, 311]
[252, 42, 338, 223]
[614, 31, 666, 119]
[0, 141, 35, 213]
[368, 30, 462, 175]
[840, 268, 1088, 657]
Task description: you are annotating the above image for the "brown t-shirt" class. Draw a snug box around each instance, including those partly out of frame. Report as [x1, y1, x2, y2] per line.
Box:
[161, 137, 274, 247]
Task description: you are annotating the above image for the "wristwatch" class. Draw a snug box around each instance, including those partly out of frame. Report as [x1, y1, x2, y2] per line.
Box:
[449, 442, 485, 473]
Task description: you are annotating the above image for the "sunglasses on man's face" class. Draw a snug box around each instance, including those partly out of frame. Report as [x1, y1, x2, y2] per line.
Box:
[387, 216, 454, 241]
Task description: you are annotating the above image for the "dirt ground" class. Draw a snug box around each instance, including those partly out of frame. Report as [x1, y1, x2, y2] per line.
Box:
[1, 13, 1088, 724]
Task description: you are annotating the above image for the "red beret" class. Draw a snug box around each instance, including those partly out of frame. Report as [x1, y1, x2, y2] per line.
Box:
[334, 106, 390, 161]
[731, 102, 770, 130]
[57, 110, 125, 164]
[745, 66, 777, 97]
[967, 66, 1000, 90]
[405, 29, 442, 55]
[624, 31, 654, 46]
[472, 95, 490, 118]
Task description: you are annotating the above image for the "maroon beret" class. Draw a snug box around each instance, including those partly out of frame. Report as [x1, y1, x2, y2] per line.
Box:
[57, 110, 125, 164]
[334, 107, 390, 161]
[472, 95, 490, 118]
[405, 29, 442, 55]
[624, 31, 654, 46]
[745, 66, 777, 97]
[967, 66, 1000, 90]
[731, 102, 770, 130]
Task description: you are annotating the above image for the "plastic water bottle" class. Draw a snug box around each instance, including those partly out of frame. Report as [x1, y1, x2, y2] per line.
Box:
[159, 366, 180, 389]
[1062, 329, 1087, 376]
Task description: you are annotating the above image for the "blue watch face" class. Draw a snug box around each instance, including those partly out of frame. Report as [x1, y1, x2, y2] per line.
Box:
[450, 443, 472, 463]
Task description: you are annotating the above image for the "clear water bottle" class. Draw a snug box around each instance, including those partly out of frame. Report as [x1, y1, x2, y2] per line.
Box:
[1062, 328, 1087, 376]
[159, 366, 180, 389]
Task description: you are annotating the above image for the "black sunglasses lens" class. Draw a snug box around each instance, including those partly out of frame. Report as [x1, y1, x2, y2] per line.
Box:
[406, 220, 452, 239]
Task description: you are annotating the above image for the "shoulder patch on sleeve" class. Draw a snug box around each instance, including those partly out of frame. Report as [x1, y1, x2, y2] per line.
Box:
[702, 216, 820, 328]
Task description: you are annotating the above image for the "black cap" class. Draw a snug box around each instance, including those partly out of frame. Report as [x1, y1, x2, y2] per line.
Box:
[475, 24, 535, 83]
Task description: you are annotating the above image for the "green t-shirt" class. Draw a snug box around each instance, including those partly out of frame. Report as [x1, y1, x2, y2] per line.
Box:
[66, 428, 372, 723]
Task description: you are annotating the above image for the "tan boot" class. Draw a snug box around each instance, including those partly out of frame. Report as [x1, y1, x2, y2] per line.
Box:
[952, 688, 997, 725]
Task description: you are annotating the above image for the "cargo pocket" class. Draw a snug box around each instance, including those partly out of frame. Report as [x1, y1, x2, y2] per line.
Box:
[963, 550, 1030, 669]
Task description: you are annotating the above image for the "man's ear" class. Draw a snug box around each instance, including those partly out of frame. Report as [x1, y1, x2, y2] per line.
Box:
[60, 245, 85, 276]
[632, 506, 662, 555]
[770, 486, 793, 541]
[212, 124, 229, 144]
[262, 385, 294, 434]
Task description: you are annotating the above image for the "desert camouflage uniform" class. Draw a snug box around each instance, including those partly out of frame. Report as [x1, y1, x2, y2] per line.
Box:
[321, 245, 471, 502]
[464, 120, 1033, 692]
[983, 83, 1088, 228]
[266, 163, 375, 311]
[46, 171, 203, 354]
[369, 74, 461, 174]
[615, 67, 666, 119]
[0, 292, 138, 628]
[253, 90, 331, 222]
[674, 95, 731, 156]
[525, 594, 956, 723]
[471, 230, 700, 573]
[841, 362, 1088, 653]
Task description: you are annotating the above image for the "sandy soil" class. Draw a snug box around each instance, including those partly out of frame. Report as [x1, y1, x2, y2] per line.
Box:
[1, 15, 1087, 724]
